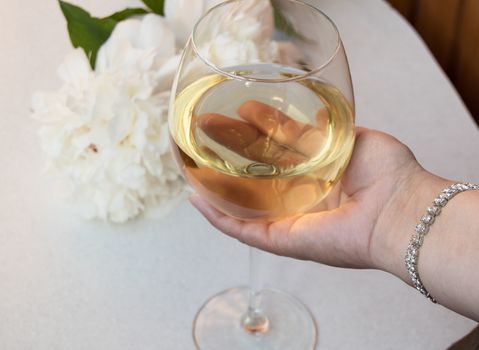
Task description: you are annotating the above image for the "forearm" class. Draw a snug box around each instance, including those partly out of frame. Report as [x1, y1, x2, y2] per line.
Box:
[373, 169, 479, 320]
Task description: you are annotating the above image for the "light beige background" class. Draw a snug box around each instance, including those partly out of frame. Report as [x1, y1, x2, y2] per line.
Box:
[0, 0, 478, 349]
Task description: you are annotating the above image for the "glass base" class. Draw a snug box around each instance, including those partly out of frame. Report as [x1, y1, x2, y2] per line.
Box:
[193, 287, 318, 349]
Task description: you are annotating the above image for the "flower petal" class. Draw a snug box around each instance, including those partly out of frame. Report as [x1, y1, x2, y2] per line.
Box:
[57, 48, 92, 84]
[165, 0, 205, 46]
[139, 14, 176, 58]
[97, 14, 175, 73]
[154, 54, 181, 92]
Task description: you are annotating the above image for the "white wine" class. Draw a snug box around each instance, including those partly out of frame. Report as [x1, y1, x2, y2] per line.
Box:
[170, 64, 355, 220]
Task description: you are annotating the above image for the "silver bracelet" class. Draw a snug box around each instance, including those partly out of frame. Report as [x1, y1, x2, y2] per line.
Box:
[405, 182, 479, 303]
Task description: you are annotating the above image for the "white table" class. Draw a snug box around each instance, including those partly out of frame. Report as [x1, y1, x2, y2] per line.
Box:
[1, 0, 478, 349]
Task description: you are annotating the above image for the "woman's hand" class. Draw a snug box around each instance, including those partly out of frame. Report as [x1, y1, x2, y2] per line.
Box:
[191, 102, 479, 321]
[191, 101, 424, 270]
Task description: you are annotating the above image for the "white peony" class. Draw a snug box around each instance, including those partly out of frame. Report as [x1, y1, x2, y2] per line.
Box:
[165, 0, 224, 47]
[32, 2, 281, 223]
[32, 14, 186, 223]
[166, 0, 278, 68]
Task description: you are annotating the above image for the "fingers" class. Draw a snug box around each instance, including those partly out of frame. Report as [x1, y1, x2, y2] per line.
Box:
[316, 107, 330, 131]
[197, 113, 306, 167]
[237, 100, 309, 145]
[238, 100, 327, 157]
[196, 113, 259, 153]
[245, 136, 307, 167]
[196, 101, 330, 167]
[189, 192, 369, 266]
[189, 194, 273, 251]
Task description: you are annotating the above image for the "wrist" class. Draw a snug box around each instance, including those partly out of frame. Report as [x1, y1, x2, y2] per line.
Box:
[369, 166, 450, 281]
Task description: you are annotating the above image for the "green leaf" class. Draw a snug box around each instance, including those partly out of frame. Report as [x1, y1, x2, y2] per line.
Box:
[59, 1, 116, 69]
[140, 0, 165, 15]
[59, 2, 150, 69]
[104, 8, 149, 22]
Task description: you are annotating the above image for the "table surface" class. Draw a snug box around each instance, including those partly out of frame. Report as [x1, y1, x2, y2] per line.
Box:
[1, 0, 478, 349]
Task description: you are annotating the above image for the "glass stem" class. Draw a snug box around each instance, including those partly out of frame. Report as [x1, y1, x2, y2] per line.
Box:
[241, 247, 270, 334]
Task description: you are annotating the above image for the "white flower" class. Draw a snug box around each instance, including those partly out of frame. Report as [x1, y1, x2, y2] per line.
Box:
[166, 0, 277, 68]
[32, 14, 186, 223]
[165, 0, 223, 47]
[32, 2, 283, 223]
[97, 14, 181, 92]
[97, 14, 176, 71]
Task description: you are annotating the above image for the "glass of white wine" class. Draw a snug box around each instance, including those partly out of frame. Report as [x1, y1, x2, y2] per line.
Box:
[169, 0, 355, 348]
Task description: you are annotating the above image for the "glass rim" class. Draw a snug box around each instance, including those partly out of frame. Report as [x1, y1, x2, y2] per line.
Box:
[191, 0, 342, 83]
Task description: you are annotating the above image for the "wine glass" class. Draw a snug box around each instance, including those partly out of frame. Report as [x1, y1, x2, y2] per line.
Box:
[169, 0, 355, 348]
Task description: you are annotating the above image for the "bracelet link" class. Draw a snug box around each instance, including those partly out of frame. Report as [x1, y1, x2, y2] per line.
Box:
[405, 182, 479, 304]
